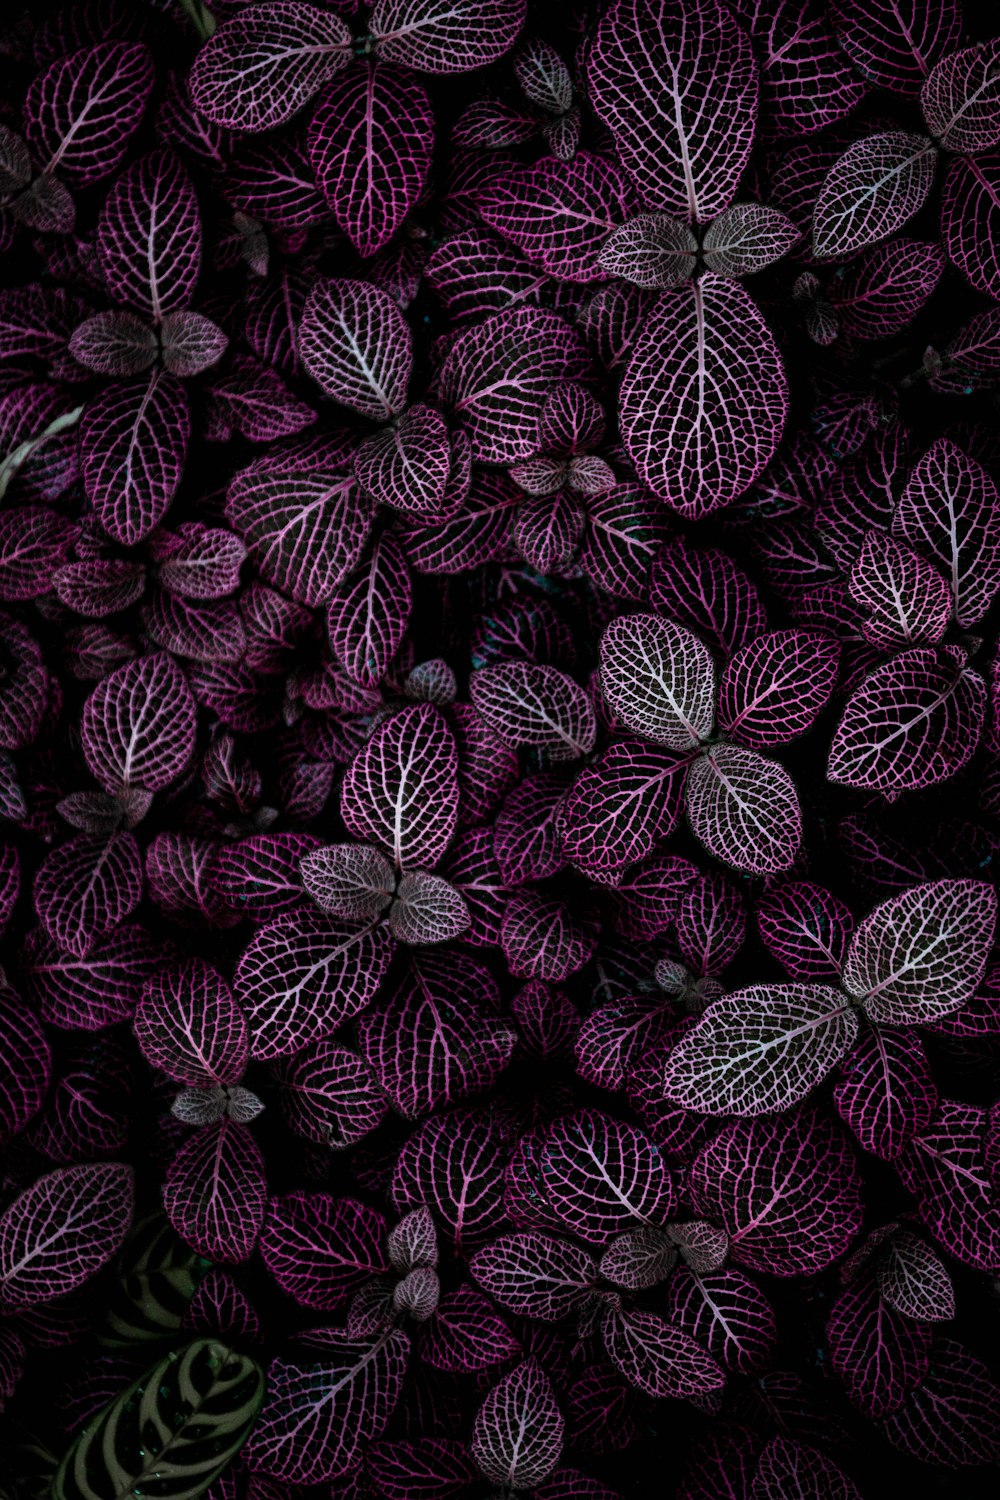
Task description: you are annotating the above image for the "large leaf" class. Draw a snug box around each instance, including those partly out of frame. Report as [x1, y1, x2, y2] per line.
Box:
[896, 1102, 1000, 1273]
[470, 662, 597, 761]
[80, 373, 190, 546]
[188, 1, 351, 132]
[308, 64, 433, 257]
[849, 530, 951, 648]
[716, 629, 839, 748]
[588, 0, 758, 222]
[920, 39, 1000, 155]
[480, 153, 630, 282]
[355, 404, 452, 516]
[830, 238, 946, 342]
[662, 984, 859, 1116]
[340, 703, 459, 869]
[471, 1232, 596, 1321]
[829, 0, 961, 98]
[893, 437, 1000, 628]
[602, 1306, 725, 1401]
[274, 1039, 387, 1150]
[82, 651, 196, 796]
[24, 41, 154, 187]
[877, 1339, 1000, 1468]
[299, 278, 411, 419]
[812, 133, 937, 259]
[559, 739, 688, 884]
[833, 1024, 936, 1159]
[472, 1359, 564, 1490]
[619, 276, 788, 517]
[685, 745, 802, 876]
[690, 1109, 862, 1276]
[21, 924, 162, 1032]
[327, 532, 413, 689]
[665, 1266, 777, 1374]
[0, 1161, 133, 1310]
[392, 1107, 509, 1253]
[828, 1273, 931, 1420]
[827, 648, 986, 793]
[97, 150, 201, 321]
[371, 0, 528, 73]
[579, 484, 672, 600]
[33, 833, 143, 959]
[244, 1328, 409, 1482]
[135, 959, 247, 1088]
[52, 1338, 264, 1500]
[599, 612, 714, 749]
[163, 1120, 266, 1264]
[260, 1193, 386, 1311]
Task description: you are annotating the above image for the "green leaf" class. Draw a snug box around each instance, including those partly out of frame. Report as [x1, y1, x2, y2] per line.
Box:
[52, 1338, 264, 1500]
[100, 1212, 208, 1348]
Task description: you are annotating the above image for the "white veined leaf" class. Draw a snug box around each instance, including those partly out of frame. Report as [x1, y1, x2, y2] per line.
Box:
[599, 612, 714, 749]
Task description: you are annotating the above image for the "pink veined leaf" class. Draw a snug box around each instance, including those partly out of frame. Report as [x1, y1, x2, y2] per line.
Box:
[892, 437, 1000, 628]
[690, 1108, 863, 1276]
[188, 1, 351, 133]
[875, 1229, 956, 1322]
[827, 647, 986, 793]
[619, 276, 788, 517]
[97, 150, 201, 321]
[896, 1102, 1000, 1273]
[0, 1161, 134, 1311]
[326, 532, 413, 689]
[513, 492, 586, 574]
[494, 771, 570, 888]
[158, 311, 228, 377]
[676, 874, 746, 976]
[33, 832, 142, 958]
[439, 825, 508, 947]
[829, 238, 946, 341]
[155, 525, 247, 600]
[470, 662, 597, 761]
[757, 881, 854, 982]
[848, 530, 951, 648]
[728, 0, 866, 136]
[597, 214, 698, 289]
[260, 1193, 386, 1311]
[389, 872, 470, 945]
[877, 1339, 1000, 1468]
[716, 628, 840, 748]
[392, 1107, 510, 1254]
[80, 372, 190, 546]
[599, 1225, 677, 1289]
[24, 41, 155, 187]
[826, 1272, 931, 1420]
[602, 1307, 725, 1402]
[340, 703, 459, 870]
[479, 153, 631, 283]
[665, 1267, 777, 1374]
[437, 306, 590, 465]
[235, 909, 394, 1061]
[940, 153, 1000, 300]
[209, 357, 316, 441]
[505, 1109, 676, 1247]
[649, 538, 768, 658]
[807, 425, 911, 567]
[812, 133, 938, 259]
[359, 950, 515, 1119]
[53, 558, 145, 619]
[244, 1328, 409, 1483]
[828, 0, 961, 98]
[578, 484, 672, 601]
[163, 1119, 266, 1264]
[599, 612, 715, 749]
[575, 997, 676, 1091]
[81, 650, 196, 795]
[842, 879, 997, 1025]
[355, 405, 452, 517]
[471, 1232, 596, 1322]
[367, 1439, 480, 1500]
[0, 985, 50, 1147]
[750, 1436, 864, 1500]
[134, 959, 248, 1088]
[501, 890, 598, 982]
[300, 843, 395, 921]
[298, 278, 412, 419]
[387, 1205, 437, 1274]
[370, 0, 528, 73]
[402, 469, 519, 573]
[69, 311, 157, 376]
[273, 1039, 388, 1150]
[472, 1359, 564, 1490]
[685, 745, 802, 876]
[449, 704, 520, 823]
[676, 1426, 760, 1500]
[661, 984, 859, 1116]
[0, 506, 78, 602]
[182, 1267, 261, 1345]
[308, 64, 433, 258]
[701, 204, 801, 277]
[587, 0, 758, 223]
[920, 39, 1000, 155]
[612, 854, 700, 940]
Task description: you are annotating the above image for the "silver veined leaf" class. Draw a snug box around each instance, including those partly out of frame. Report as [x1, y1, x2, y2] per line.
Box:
[601, 1306, 726, 1401]
[828, 0, 961, 99]
[599, 1227, 677, 1290]
[0, 1161, 133, 1310]
[97, 150, 201, 322]
[597, 214, 697, 289]
[470, 662, 597, 761]
[163, 1120, 266, 1264]
[716, 628, 840, 748]
[135, 958, 248, 1087]
[685, 745, 802, 876]
[876, 1229, 956, 1322]
[299, 278, 412, 419]
[24, 41, 155, 188]
[920, 39, 1000, 155]
[82, 651, 196, 796]
[661, 984, 859, 1116]
[599, 612, 714, 749]
[471, 1358, 564, 1490]
[389, 872, 470, 945]
[300, 843, 395, 921]
[471, 1232, 597, 1321]
[701, 203, 800, 277]
[843, 879, 997, 1025]
[51, 1337, 264, 1500]
[848, 530, 951, 648]
[371, 0, 529, 74]
[340, 703, 459, 870]
[619, 276, 788, 517]
[812, 132, 938, 259]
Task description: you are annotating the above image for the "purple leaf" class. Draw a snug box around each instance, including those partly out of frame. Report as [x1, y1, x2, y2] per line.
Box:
[893, 437, 1000, 628]
[261, 1193, 386, 1310]
[579, 484, 672, 600]
[588, 0, 758, 223]
[299, 278, 411, 418]
[80, 372, 190, 546]
[812, 133, 938, 259]
[685, 745, 802, 876]
[620, 276, 788, 517]
[472, 1359, 563, 1490]
[501, 890, 598, 981]
[188, 1, 351, 133]
[717, 628, 839, 748]
[828, 648, 986, 793]
[751, 1436, 864, 1499]
[757, 881, 853, 981]
[69, 311, 156, 376]
[690, 1109, 863, 1275]
[97, 150, 200, 321]
[598, 213, 697, 289]
[559, 738, 688, 885]
[470, 662, 597, 761]
[676, 874, 745, 976]
[494, 772, 569, 887]
[831, 239, 946, 341]
[895, 1101, 1000, 1272]
[274, 1039, 388, 1149]
[389, 872, 470, 945]
[877, 1339, 1000, 1468]
[209, 356, 315, 441]
[829, 0, 961, 97]
[0, 984, 50, 1148]
[327, 532, 413, 688]
[730, 0, 866, 135]
[392, 1107, 509, 1253]
[842, 879, 997, 1025]
[702, 204, 800, 277]
[308, 64, 433, 258]
[20, 924, 161, 1031]
[236, 909, 393, 1060]
[876, 1229, 955, 1321]
[849, 530, 951, 648]
[0, 1161, 133, 1310]
[940, 153, 1000, 300]
[33, 833, 142, 958]
[665, 1267, 777, 1374]
[612, 854, 700, 940]
[649, 539, 767, 658]
[471, 1231, 596, 1321]
[600, 612, 714, 749]
[826, 1271, 931, 1419]
[355, 405, 452, 517]
[480, 153, 630, 282]
[244, 1328, 408, 1483]
[155, 525, 246, 600]
[403, 469, 519, 573]
[300, 843, 395, 921]
[82, 651, 196, 795]
[341, 703, 458, 869]
[920, 39, 1000, 154]
[602, 1307, 725, 1402]
[359, 951, 515, 1118]
[371, 0, 528, 73]
[135, 959, 247, 1087]
[163, 1119, 266, 1263]
[0, 506, 77, 602]
[24, 41, 154, 187]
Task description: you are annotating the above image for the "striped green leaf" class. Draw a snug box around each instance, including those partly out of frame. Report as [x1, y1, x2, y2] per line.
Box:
[101, 1213, 207, 1348]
